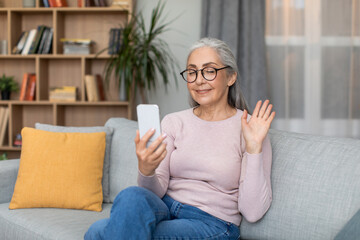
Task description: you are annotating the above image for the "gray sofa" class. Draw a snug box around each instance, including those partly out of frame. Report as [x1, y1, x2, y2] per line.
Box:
[0, 118, 359, 240]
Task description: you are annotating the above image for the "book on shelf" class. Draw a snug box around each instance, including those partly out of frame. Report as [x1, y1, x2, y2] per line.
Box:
[42, 0, 68, 8]
[42, 28, 53, 54]
[0, 107, 9, 146]
[29, 25, 47, 54]
[19, 73, 36, 101]
[93, 0, 107, 6]
[42, 0, 50, 7]
[37, 27, 50, 54]
[85, 75, 99, 102]
[21, 29, 37, 55]
[26, 74, 36, 101]
[19, 73, 29, 101]
[12, 31, 27, 54]
[48, 0, 57, 7]
[49, 86, 77, 102]
[98, 0, 107, 6]
[108, 28, 122, 54]
[55, 0, 68, 7]
[85, 0, 95, 7]
[96, 74, 106, 101]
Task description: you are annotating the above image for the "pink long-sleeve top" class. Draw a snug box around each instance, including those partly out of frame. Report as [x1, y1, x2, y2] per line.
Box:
[137, 108, 272, 226]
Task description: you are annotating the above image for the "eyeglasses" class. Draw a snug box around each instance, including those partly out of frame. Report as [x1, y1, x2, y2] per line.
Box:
[180, 66, 231, 83]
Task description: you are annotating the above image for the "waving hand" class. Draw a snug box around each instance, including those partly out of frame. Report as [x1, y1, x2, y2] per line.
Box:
[241, 100, 276, 154]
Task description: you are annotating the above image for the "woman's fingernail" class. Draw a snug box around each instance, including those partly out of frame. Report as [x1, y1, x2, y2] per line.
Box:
[162, 133, 167, 138]
[151, 128, 155, 132]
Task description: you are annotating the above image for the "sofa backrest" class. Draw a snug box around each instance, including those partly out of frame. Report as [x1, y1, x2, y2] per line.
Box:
[105, 118, 360, 239]
[105, 118, 139, 202]
[240, 129, 360, 239]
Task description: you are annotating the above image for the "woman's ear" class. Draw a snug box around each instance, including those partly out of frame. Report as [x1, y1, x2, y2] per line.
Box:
[227, 72, 237, 87]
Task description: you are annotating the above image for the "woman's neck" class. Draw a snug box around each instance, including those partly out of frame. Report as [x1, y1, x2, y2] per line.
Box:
[194, 104, 237, 121]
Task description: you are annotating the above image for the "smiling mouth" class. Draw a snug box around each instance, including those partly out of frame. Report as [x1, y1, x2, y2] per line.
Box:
[196, 89, 212, 94]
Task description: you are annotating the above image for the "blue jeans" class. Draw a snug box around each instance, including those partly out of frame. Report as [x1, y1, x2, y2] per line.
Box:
[84, 186, 240, 240]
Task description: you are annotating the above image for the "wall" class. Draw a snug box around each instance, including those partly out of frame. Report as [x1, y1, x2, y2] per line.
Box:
[135, 0, 202, 118]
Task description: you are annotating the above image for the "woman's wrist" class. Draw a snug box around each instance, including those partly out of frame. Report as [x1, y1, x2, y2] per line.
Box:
[138, 166, 155, 177]
[245, 144, 262, 154]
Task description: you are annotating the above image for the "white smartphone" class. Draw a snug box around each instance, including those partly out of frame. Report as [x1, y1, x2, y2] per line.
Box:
[137, 104, 162, 147]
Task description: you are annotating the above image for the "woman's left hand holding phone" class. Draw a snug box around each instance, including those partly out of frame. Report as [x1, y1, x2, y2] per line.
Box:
[135, 129, 167, 176]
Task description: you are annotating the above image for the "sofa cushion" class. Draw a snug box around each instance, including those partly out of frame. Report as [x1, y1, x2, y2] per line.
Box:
[105, 118, 138, 202]
[9, 128, 106, 212]
[35, 123, 114, 203]
[240, 129, 360, 240]
[0, 159, 19, 204]
[334, 209, 360, 240]
[0, 202, 111, 240]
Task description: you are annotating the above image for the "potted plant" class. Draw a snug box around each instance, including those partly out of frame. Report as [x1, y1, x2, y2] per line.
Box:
[0, 153, 7, 161]
[98, 1, 179, 104]
[0, 74, 19, 100]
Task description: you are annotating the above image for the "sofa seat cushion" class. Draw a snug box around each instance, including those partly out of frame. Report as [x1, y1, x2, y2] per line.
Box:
[240, 129, 360, 240]
[0, 203, 111, 240]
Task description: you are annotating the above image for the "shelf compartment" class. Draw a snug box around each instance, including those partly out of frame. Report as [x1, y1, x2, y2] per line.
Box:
[0, 11, 7, 48]
[39, 58, 82, 101]
[0, 58, 36, 100]
[0, 149, 21, 159]
[0, 0, 22, 8]
[55, 10, 127, 54]
[11, 104, 53, 143]
[9, 10, 53, 53]
[84, 58, 121, 101]
[56, 104, 128, 126]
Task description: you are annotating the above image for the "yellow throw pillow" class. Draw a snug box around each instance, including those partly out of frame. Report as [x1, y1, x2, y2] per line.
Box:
[9, 127, 106, 212]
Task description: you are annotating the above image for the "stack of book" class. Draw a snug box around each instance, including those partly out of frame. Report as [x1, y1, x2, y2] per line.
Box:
[110, 0, 129, 8]
[0, 107, 10, 146]
[49, 86, 77, 102]
[60, 38, 93, 55]
[42, 0, 67, 7]
[84, 74, 106, 102]
[19, 73, 36, 101]
[108, 28, 122, 54]
[12, 26, 53, 55]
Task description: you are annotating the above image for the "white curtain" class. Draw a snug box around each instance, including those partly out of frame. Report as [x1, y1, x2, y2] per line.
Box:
[266, 0, 360, 138]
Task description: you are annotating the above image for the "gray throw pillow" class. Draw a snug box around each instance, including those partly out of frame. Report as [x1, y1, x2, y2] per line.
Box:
[35, 123, 114, 203]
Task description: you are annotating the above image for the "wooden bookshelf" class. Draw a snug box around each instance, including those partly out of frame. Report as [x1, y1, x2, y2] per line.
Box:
[0, 0, 133, 159]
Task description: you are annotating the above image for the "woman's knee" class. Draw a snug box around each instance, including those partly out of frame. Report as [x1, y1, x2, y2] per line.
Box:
[114, 186, 156, 205]
[112, 186, 168, 217]
[84, 218, 109, 240]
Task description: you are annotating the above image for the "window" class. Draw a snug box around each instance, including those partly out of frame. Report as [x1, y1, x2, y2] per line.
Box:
[266, 0, 360, 137]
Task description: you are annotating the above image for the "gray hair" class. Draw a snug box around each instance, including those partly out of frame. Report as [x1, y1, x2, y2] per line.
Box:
[187, 37, 249, 111]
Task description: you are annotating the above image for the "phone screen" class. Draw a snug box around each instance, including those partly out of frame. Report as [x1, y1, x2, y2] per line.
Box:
[137, 104, 161, 147]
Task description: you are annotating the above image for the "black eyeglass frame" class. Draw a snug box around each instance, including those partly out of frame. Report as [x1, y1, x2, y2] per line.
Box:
[180, 66, 231, 83]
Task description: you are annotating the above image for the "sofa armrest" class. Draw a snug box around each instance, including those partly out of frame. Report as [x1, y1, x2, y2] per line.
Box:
[0, 159, 19, 204]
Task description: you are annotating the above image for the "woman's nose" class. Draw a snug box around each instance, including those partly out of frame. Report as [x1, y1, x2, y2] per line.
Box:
[194, 72, 206, 85]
